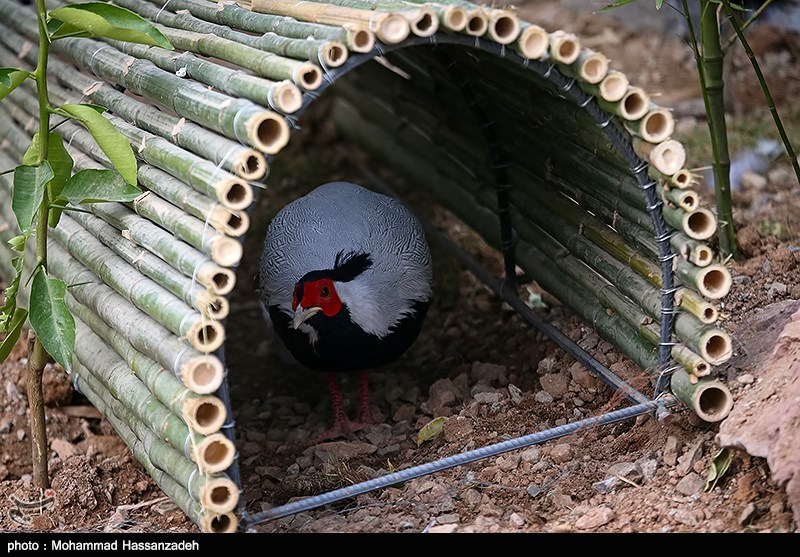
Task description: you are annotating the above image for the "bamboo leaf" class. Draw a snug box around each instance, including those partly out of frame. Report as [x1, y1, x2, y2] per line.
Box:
[49, 3, 173, 49]
[0, 308, 28, 361]
[48, 19, 90, 40]
[705, 447, 733, 491]
[416, 416, 446, 446]
[599, 0, 636, 10]
[23, 133, 75, 227]
[0, 68, 29, 102]
[29, 269, 75, 372]
[7, 235, 27, 252]
[655, 0, 664, 8]
[59, 104, 137, 185]
[61, 169, 141, 204]
[12, 163, 54, 233]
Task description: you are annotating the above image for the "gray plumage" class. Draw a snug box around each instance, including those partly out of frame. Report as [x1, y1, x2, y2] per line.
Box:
[260, 182, 432, 338]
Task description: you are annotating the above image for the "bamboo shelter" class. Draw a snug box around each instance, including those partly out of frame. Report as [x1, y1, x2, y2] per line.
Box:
[0, 0, 736, 532]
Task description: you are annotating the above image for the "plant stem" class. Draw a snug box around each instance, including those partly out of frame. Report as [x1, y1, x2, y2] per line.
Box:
[722, 0, 775, 52]
[721, 0, 800, 186]
[26, 0, 52, 491]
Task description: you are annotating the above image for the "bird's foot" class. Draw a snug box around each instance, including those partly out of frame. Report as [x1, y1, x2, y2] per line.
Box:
[313, 416, 369, 442]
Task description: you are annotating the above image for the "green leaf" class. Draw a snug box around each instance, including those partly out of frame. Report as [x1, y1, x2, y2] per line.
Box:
[23, 133, 75, 227]
[12, 163, 54, 233]
[29, 269, 75, 372]
[705, 448, 733, 491]
[0, 308, 28, 362]
[599, 0, 636, 10]
[61, 169, 141, 204]
[416, 416, 446, 447]
[0, 255, 25, 329]
[58, 104, 137, 185]
[655, 0, 664, 8]
[7, 235, 27, 252]
[49, 3, 173, 49]
[48, 18, 90, 40]
[0, 68, 29, 102]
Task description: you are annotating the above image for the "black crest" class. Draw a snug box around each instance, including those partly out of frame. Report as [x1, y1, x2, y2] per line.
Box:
[331, 251, 373, 282]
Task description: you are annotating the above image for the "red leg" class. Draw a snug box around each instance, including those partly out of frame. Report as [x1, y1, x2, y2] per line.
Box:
[314, 372, 368, 442]
[357, 370, 372, 423]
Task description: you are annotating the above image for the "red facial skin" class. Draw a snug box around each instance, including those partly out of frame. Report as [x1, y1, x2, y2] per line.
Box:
[292, 278, 343, 317]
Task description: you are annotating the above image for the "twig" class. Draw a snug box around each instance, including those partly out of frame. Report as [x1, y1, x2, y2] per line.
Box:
[722, 0, 775, 52]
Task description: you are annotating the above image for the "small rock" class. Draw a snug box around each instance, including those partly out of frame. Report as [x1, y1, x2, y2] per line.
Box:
[436, 513, 460, 525]
[663, 436, 680, 467]
[606, 462, 643, 485]
[427, 378, 460, 410]
[575, 506, 615, 530]
[539, 374, 569, 399]
[392, 404, 417, 423]
[443, 416, 474, 443]
[509, 512, 526, 527]
[761, 259, 772, 274]
[676, 441, 704, 476]
[461, 488, 482, 508]
[21, 474, 32, 486]
[550, 443, 573, 464]
[427, 524, 458, 533]
[314, 441, 377, 462]
[521, 446, 542, 463]
[739, 502, 757, 526]
[536, 356, 558, 375]
[5, 381, 22, 401]
[570, 362, 603, 390]
[50, 438, 76, 461]
[471, 362, 508, 386]
[534, 391, 554, 404]
[675, 472, 705, 496]
[474, 392, 502, 404]
[592, 477, 619, 494]
[737, 373, 755, 385]
[769, 282, 787, 297]
[496, 454, 521, 472]
[672, 508, 698, 526]
[635, 458, 658, 483]
[508, 383, 523, 404]
[415, 480, 436, 495]
[0, 416, 12, 434]
[0, 464, 8, 481]
[526, 484, 542, 498]
[16, 430, 25, 441]
[377, 444, 400, 457]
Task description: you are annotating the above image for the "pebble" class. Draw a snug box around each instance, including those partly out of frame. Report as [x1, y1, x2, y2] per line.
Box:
[536, 356, 558, 375]
[676, 441, 704, 476]
[769, 282, 787, 297]
[0, 416, 12, 434]
[377, 444, 400, 457]
[675, 472, 705, 496]
[474, 392, 502, 404]
[739, 502, 757, 526]
[436, 513, 460, 525]
[509, 512, 526, 527]
[16, 430, 25, 441]
[550, 443, 573, 464]
[737, 373, 755, 385]
[636, 457, 659, 483]
[520, 446, 542, 463]
[461, 488, 482, 508]
[496, 454, 521, 471]
[415, 480, 436, 495]
[534, 391, 554, 404]
[526, 484, 542, 498]
[507, 383, 523, 404]
[663, 436, 680, 467]
[539, 373, 570, 399]
[607, 462, 643, 484]
[427, 378, 460, 410]
[575, 506, 615, 530]
[313, 441, 377, 462]
[672, 508, 699, 526]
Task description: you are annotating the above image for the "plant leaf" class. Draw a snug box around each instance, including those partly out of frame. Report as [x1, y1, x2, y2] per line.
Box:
[0, 308, 28, 362]
[23, 133, 74, 227]
[0, 254, 25, 330]
[12, 163, 54, 233]
[29, 269, 75, 372]
[599, 0, 636, 10]
[59, 104, 137, 185]
[61, 168, 141, 204]
[48, 19, 90, 40]
[0, 68, 29, 102]
[49, 3, 173, 49]
[417, 416, 446, 446]
[7, 235, 27, 252]
[705, 447, 733, 491]
[656, 0, 664, 8]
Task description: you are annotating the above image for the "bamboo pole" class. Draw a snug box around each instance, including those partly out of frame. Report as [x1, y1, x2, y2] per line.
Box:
[579, 69, 629, 102]
[72, 374, 238, 531]
[73, 312, 226, 435]
[548, 30, 581, 64]
[598, 86, 650, 121]
[0, 0, 290, 154]
[624, 106, 676, 144]
[98, 0, 349, 68]
[670, 365, 734, 422]
[137, 0, 374, 53]
[252, 0, 411, 44]
[515, 23, 550, 60]
[73, 369, 238, 515]
[634, 137, 687, 177]
[302, 0, 442, 38]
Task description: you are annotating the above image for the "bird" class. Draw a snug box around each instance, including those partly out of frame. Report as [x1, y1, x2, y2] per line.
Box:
[259, 181, 433, 441]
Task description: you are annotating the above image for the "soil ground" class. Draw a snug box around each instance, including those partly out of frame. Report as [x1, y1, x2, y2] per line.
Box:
[1, 0, 799, 534]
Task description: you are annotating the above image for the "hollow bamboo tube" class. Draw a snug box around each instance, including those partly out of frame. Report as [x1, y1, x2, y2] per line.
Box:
[0, 191, 226, 393]
[598, 86, 651, 121]
[580, 69, 630, 102]
[634, 138, 687, 176]
[137, 0, 374, 53]
[670, 367, 734, 422]
[252, 0, 410, 43]
[661, 186, 700, 212]
[431, 4, 469, 32]
[485, 8, 520, 45]
[74, 372, 238, 514]
[548, 30, 581, 64]
[73, 312, 226, 434]
[661, 205, 717, 241]
[515, 23, 550, 59]
[72, 358, 234, 474]
[0, 0, 290, 153]
[672, 235, 715, 268]
[568, 49, 610, 84]
[625, 106, 676, 144]
[651, 168, 700, 190]
[48, 216, 227, 354]
[675, 260, 732, 301]
[464, 8, 489, 36]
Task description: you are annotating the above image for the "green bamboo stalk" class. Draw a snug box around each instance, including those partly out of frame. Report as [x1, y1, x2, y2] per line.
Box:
[661, 186, 700, 212]
[93, 0, 348, 68]
[72, 309, 226, 435]
[661, 204, 717, 241]
[71, 364, 238, 515]
[0, 0, 289, 154]
[71, 354, 234, 474]
[722, 0, 775, 51]
[136, 0, 374, 53]
[721, 0, 800, 186]
[0, 193, 225, 393]
[73, 373, 238, 532]
[670, 364, 733, 422]
[691, 0, 738, 258]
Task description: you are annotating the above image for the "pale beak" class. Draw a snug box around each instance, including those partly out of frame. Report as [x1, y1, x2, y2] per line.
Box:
[292, 306, 322, 329]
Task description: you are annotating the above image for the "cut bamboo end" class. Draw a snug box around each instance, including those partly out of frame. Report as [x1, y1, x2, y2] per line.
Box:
[195, 434, 235, 474]
[549, 31, 580, 65]
[663, 187, 699, 212]
[465, 9, 489, 36]
[487, 11, 520, 45]
[206, 295, 230, 321]
[672, 344, 711, 377]
[694, 327, 733, 365]
[199, 478, 240, 515]
[671, 168, 698, 189]
[197, 265, 236, 296]
[219, 178, 254, 212]
[182, 396, 227, 436]
[233, 149, 268, 181]
[319, 40, 348, 68]
[293, 62, 323, 91]
[689, 243, 714, 268]
[186, 319, 226, 354]
[221, 208, 250, 238]
[376, 13, 411, 43]
[637, 138, 687, 176]
[247, 112, 290, 155]
[619, 87, 650, 121]
[638, 107, 675, 143]
[201, 512, 238, 534]
[599, 70, 629, 102]
[407, 7, 439, 37]
[689, 263, 733, 300]
[676, 288, 720, 325]
[671, 371, 734, 423]
[517, 24, 549, 59]
[343, 24, 375, 53]
[576, 50, 609, 84]
[209, 235, 243, 267]
[441, 6, 468, 32]
[679, 207, 716, 241]
[181, 355, 225, 395]
[269, 81, 303, 115]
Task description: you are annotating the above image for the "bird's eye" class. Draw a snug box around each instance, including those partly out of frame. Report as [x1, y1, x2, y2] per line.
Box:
[320, 286, 330, 298]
